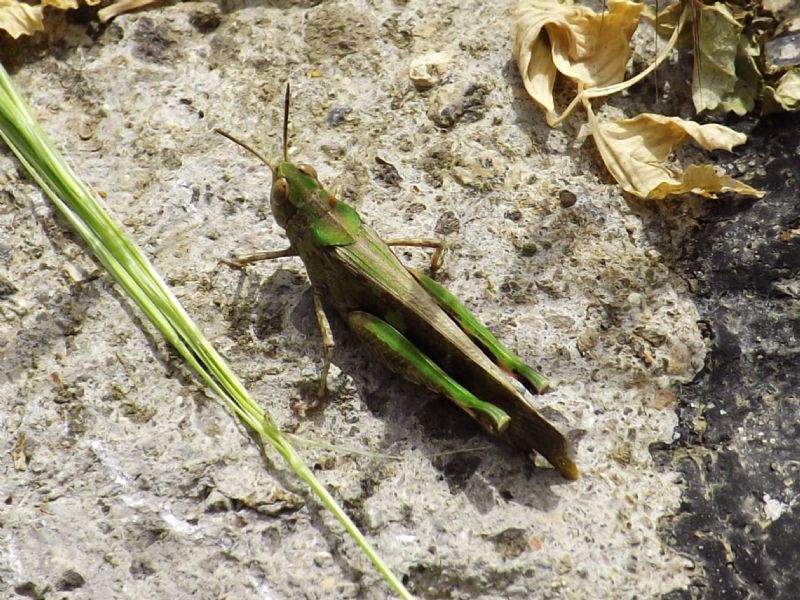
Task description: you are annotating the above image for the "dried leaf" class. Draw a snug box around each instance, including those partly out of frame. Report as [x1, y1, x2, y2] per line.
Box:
[643, 1, 684, 41]
[586, 107, 764, 199]
[584, 3, 687, 100]
[512, 0, 642, 123]
[692, 2, 742, 113]
[769, 67, 800, 110]
[42, 0, 79, 9]
[0, 0, 104, 37]
[718, 33, 762, 116]
[0, 0, 44, 39]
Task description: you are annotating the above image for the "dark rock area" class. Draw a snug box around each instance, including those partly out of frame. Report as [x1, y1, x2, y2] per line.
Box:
[655, 112, 800, 600]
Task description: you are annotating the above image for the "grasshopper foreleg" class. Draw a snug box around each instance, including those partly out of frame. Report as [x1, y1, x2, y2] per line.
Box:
[220, 247, 297, 269]
[386, 239, 446, 272]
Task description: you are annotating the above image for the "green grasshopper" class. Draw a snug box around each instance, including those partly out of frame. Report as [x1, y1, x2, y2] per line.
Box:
[216, 84, 578, 480]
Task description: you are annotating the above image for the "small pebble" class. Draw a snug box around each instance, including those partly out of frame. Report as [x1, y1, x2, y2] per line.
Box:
[558, 189, 577, 208]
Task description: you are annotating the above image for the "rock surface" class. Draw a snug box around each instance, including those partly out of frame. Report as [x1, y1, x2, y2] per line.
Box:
[0, 2, 776, 599]
[654, 112, 800, 600]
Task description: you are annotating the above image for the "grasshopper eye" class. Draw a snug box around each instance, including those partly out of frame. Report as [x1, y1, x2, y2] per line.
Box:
[271, 177, 291, 228]
[272, 177, 289, 199]
[298, 164, 318, 179]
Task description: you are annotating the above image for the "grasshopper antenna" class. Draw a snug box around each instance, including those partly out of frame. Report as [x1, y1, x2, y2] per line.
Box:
[214, 128, 275, 177]
[282, 82, 291, 162]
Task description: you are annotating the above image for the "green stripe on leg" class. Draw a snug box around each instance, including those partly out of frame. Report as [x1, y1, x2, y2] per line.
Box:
[410, 269, 550, 393]
[347, 311, 511, 433]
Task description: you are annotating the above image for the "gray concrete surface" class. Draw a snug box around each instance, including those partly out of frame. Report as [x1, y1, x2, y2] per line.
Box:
[0, 2, 736, 598]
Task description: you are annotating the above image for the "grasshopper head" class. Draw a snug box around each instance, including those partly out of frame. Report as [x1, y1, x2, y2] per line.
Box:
[217, 85, 336, 232]
[271, 160, 332, 229]
[269, 83, 339, 230]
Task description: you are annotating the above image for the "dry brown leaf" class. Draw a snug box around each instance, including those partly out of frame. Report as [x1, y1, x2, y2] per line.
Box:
[770, 67, 800, 110]
[512, 0, 643, 124]
[0, 0, 104, 37]
[0, 0, 44, 38]
[511, 1, 762, 200]
[42, 0, 79, 9]
[586, 106, 764, 199]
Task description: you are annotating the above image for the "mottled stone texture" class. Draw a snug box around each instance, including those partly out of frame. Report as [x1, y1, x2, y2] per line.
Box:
[655, 113, 800, 600]
[1, 2, 784, 599]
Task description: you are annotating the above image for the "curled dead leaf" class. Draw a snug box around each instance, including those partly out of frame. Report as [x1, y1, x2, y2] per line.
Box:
[43, 0, 79, 9]
[512, 0, 643, 124]
[511, 2, 762, 199]
[585, 105, 764, 200]
[768, 67, 800, 110]
[0, 0, 44, 38]
[0, 0, 103, 37]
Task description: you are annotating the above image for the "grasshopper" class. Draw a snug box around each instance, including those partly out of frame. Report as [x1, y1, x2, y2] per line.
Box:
[217, 84, 578, 480]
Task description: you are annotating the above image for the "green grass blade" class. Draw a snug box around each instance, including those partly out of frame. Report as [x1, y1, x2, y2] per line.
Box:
[0, 62, 412, 600]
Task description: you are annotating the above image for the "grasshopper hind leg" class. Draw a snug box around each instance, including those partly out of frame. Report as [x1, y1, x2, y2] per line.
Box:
[346, 311, 510, 434]
[408, 269, 550, 394]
